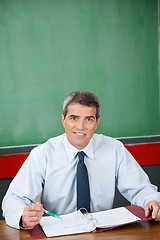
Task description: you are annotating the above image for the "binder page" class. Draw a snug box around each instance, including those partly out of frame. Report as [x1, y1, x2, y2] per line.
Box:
[40, 210, 95, 237]
[91, 207, 141, 228]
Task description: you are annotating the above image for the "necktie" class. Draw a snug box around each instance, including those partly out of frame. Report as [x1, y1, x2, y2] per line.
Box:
[77, 151, 90, 212]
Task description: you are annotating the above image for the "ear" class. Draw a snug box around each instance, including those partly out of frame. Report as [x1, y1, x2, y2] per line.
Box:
[95, 117, 101, 130]
[62, 114, 65, 128]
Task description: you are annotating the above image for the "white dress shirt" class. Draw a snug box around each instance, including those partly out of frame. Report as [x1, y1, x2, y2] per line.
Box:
[2, 133, 160, 229]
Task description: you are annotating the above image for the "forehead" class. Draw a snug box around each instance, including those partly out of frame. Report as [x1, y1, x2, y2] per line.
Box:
[67, 103, 97, 116]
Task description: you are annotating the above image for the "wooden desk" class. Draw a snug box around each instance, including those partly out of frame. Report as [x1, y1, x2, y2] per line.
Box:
[0, 220, 160, 240]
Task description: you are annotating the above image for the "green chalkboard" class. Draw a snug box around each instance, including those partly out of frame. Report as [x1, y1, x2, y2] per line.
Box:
[0, 0, 159, 147]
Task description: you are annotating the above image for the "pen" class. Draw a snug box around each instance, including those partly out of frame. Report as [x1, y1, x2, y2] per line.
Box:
[30, 202, 62, 221]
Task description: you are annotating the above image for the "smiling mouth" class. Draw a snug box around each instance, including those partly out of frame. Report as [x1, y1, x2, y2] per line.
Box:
[74, 132, 86, 136]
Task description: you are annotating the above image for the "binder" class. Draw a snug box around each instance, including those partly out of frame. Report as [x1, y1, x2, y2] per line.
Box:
[28, 205, 152, 239]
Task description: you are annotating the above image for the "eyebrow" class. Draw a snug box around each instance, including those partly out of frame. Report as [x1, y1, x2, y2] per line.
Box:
[69, 115, 79, 118]
[86, 116, 95, 119]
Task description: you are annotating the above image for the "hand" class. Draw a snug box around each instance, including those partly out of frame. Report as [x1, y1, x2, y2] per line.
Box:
[145, 200, 160, 221]
[22, 202, 44, 229]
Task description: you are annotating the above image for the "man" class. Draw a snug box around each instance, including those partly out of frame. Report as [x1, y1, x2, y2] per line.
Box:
[2, 91, 160, 230]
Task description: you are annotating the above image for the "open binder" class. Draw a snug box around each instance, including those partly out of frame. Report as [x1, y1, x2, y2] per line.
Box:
[28, 205, 152, 239]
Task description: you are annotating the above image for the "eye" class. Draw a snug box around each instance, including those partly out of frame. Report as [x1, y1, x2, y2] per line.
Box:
[70, 116, 77, 121]
[87, 117, 93, 122]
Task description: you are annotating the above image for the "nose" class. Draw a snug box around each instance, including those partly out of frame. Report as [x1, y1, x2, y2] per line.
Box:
[77, 119, 85, 130]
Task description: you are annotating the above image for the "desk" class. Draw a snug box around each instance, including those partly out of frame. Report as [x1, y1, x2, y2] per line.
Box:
[0, 220, 160, 240]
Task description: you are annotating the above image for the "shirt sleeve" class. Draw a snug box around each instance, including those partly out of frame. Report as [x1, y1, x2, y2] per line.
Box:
[116, 142, 160, 209]
[1, 146, 46, 229]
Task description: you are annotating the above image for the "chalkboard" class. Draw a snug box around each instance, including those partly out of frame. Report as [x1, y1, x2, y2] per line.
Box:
[0, 0, 159, 147]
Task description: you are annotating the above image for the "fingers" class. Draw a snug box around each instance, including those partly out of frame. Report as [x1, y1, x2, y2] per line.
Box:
[22, 202, 44, 229]
[145, 200, 160, 222]
[151, 203, 160, 221]
[145, 204, 151, 218]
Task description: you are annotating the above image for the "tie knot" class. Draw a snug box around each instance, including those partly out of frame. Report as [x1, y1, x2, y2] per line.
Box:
[77, 151, 85, 162]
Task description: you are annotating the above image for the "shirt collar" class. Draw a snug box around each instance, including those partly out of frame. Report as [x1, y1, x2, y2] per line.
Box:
[83, 139, 94, 160]
[64, 134, 94, 162]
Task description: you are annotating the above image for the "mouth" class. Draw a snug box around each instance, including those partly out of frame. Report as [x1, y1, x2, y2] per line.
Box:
[74, 132, 86, 137]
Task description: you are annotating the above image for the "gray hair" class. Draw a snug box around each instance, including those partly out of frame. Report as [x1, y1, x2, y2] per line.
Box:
[63, 91, 101, 119]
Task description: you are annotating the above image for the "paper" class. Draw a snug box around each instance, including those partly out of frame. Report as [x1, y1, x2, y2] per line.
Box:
[40, 210, 95, 237]
[91, 207, 141, 228]
[40, 207, 141, 237]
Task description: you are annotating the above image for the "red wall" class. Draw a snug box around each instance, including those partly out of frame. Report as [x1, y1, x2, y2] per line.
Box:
[0, 142, 160, 179]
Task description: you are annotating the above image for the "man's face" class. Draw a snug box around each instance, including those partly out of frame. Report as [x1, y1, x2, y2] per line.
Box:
[62, 103, 100, 150]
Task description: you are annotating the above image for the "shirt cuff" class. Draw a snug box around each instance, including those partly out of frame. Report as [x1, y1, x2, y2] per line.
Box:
[19, 216, 27, 230]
